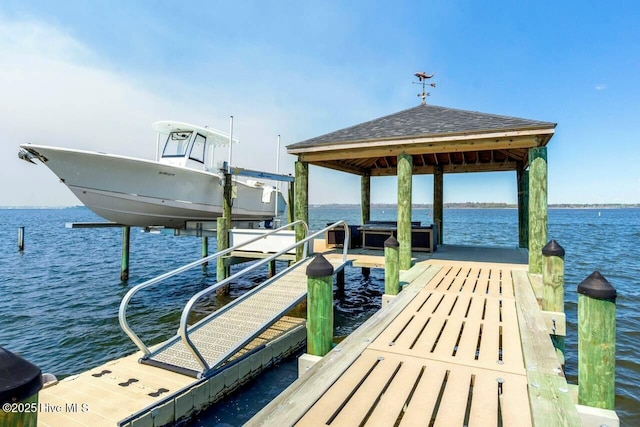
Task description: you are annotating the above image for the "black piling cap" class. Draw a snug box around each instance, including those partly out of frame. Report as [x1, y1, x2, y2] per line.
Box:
[384, 235, 399, 248]
[577, 271, 617, 301]
[306, 254, 334, 278]
[542, 240, 565, 257]
[0, 347, 43, 404]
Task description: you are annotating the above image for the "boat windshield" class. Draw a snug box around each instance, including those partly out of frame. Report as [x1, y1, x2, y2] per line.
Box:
[162, 131, 193, 157]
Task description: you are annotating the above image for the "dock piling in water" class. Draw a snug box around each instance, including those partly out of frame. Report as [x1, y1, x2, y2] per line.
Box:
[0, 347, 43, 427]
[17, 227, 24, 252]
[384, 236, 400, 295]
[306, 255, 334, 357]
[120, 226, 130, 281]
[577, 271, 617, 410]
[397, 152, 412, 270]
[542, 239, 566, 360]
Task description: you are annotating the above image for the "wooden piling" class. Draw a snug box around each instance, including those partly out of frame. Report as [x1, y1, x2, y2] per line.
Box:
[433, 165, 444, 245]
[542, 240, 565, 359]
[216, 217, 229, 283]
[268, 260, 276, 278]
[361, 267, 370, 278]
[202, 236, 209, 267]
[384, 236, 400, 295]
[397, 152, 412, 270]
[0, 347, 43, 427]
[528, 146, 547, 274]
[18, 227, 24, 252]
[517, 163, 529, 249]
[577, 271, 617, 410]
[120, 226, 130, 281]
[361, 173, 370, 224]
[287, 181, 295, 226]
[306, 255, 334, 357]
[295, 160, 309, 262]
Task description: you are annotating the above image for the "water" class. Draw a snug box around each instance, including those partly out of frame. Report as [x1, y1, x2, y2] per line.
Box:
[1, 207, 638, 425]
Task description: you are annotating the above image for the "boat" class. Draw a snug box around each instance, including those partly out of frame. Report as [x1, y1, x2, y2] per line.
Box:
[18, 121, 286, 228]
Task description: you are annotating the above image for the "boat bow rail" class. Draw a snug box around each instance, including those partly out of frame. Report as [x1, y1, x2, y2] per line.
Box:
[119, 220, 350, 378]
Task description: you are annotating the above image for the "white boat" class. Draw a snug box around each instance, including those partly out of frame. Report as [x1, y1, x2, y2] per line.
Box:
[19, 121, 286, 228]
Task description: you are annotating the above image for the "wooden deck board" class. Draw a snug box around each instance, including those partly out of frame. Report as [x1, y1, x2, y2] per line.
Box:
[249, 257, 579, 427]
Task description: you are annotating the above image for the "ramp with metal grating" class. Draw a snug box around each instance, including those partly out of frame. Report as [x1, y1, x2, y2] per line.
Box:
[142, 257, 347, 377]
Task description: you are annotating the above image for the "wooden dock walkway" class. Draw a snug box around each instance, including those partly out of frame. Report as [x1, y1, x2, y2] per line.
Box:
[249, 258, 581, 426]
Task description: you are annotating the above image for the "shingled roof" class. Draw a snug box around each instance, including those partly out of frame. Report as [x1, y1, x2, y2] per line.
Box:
[289, 104, 555, 149]
[287, 104, 556, 176]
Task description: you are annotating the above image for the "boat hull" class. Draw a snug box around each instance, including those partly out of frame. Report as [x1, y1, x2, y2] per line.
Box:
[21, 145, 285, 228]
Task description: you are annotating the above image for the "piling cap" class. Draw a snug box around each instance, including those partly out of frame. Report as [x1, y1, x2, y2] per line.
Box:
[577, 271, 617, 301]
[542, 240, 565, 257]
[384, 235, 399, 248]
[306, 254, 334, 277]
[0, 347, 43, 404]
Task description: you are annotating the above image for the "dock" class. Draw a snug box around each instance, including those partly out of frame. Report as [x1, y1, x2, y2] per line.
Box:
[249, 257, 581, 426]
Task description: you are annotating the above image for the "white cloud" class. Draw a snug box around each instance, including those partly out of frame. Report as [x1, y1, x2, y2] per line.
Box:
[0, 18, 301, 206]
[595, 84, 607, 91]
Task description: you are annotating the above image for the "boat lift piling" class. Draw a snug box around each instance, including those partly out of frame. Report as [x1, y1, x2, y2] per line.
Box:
[17, 226, 24, 252]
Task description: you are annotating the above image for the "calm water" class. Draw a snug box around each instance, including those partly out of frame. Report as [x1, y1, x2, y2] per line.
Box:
[0, 207, 638, 425]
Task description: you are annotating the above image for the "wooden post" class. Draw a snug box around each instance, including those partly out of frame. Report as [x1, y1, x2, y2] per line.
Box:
[306, 255, 334, 357]
[287, 181, 295, 226]
[222, 172, 232, 278]
[361, 173, 370, 224]
[201, 236, 209, 267]
[384, 236, 400, 295]
[542, 240, 565, 359]
[295, 160, 309, 262]
[434, 165, 444, 245]
[268, 259, 276, 278]
[361, 267, 370, 278]
[517, 163, 529, 249]
[528, 146, 547, 274]
[18, 227, 24, 252]
[577, 271, 616, 410]
[216, 216, 229, 283]
[120, 226, 130, 281]
[397, 152, 412, 270]
[0, 347, 43, 427]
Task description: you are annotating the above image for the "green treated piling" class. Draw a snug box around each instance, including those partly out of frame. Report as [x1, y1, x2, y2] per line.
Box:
[202, 236, 209, 267]
[397, 152, 412, 270]
[295, 160, 309, 262]
[120, 226, 130, 281]
[433, 165, 444, 245]
[17, 227, 25, 252]
[542, 240, 565, 359]
[0, 347, 43, 427]
[287, 181, 295, 226]
[361, 173, 371, 224]
[268, 259, 276, 278]
[216, 217, 229, 283]
[577, 271, 617, 410]
[306, 255, 334, 357]
[517, 164, 529, 249]
[384, 236, 400, 295]
[528, 146, 547, 274]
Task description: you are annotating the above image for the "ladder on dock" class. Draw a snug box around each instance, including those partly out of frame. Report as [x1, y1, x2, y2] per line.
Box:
[119, 220, 351, 378]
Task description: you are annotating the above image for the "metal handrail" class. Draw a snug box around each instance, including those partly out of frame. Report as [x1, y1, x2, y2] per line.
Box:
[118, 219, 309, 355]
[178, 220, 350, 374]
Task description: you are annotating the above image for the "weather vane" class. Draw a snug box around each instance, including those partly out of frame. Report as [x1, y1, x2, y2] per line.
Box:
[413, 71, 436, 105]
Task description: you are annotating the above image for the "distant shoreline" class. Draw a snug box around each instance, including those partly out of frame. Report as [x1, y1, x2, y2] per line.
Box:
[311, 203, 640, 209]
[1, 203, 638, 210]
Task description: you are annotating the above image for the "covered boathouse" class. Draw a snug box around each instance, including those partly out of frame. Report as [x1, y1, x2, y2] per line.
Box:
[286, 103, 556, 273]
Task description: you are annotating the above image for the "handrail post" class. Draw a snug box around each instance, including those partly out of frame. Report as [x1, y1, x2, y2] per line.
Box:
[306, 254, 334, 357]
[384, 236, 400, 295]
[542, 240, 565, 361]
[577, 271, 616, 410]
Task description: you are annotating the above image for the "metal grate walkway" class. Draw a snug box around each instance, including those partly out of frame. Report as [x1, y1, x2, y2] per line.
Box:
[143, 257, 347, 377]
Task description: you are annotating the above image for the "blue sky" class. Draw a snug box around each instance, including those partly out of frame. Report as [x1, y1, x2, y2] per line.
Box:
[2, 0, 638, 206]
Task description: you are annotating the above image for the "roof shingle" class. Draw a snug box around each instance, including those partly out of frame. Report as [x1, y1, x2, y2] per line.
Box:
[288, 104, 556, 149]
